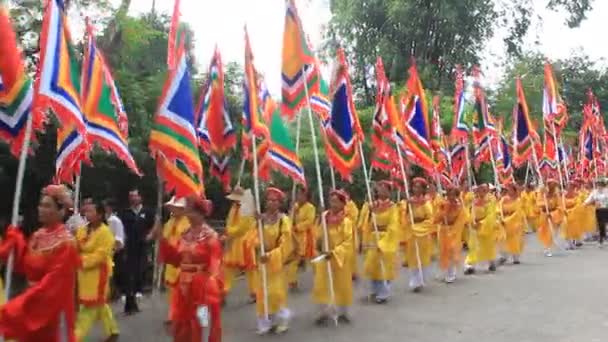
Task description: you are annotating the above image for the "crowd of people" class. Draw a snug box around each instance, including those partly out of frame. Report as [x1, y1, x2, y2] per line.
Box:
[0, 176, 606, 341]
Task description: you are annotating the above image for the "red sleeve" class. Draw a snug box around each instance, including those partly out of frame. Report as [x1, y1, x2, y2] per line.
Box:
[0, 226, 28, 274]
[159, 238, 181, 266]
[0, 242, 79, 337]
[194, 237, 223, 306]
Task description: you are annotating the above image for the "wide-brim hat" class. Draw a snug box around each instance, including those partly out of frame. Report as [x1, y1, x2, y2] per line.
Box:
[164, 196, 186, 208]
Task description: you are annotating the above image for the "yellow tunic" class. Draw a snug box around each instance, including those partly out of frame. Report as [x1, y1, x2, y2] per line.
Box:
[580, 190, 597, 234]
[536, 193, 562, 249]
[461, 191, 475, 243]
[360, 201, 399, 281]
[500, 196, 525, 255]
[223, 204, 257, 295]
[466, 197, 498, 264]
[522, 190, 539, 231]
[75, 223, 115, 306]
[292, 202, 317, 259]
[345, 200, 360, 277]
[312, 212, 353, 306]
[437, 199, 469, 270]
[562, 193, 584, 240]
[162, 215, 190, 287]
[255, 214, 293, 316]
[402, 199, 434, 269]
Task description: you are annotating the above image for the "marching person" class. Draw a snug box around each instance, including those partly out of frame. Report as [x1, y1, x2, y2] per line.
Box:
[223, 187, 257, 302]
[464, 184, 499, 274]
[344, 194, 360, 281]
[499, 183, 525, 264]
[254, 187, 293, 335]
[360, 180, 399, 304]
[0, 184, 80, 341]
[562, 181, 584, 249]
[74, 199, 120, 342]
[312, 189, 354, 325]
[150, 194, 223, 341]
[537, 179, 563, 256]
[584, 178, 608, 247]
[104, 198, 125, 251]
[161, 197, 190, 325]
[436, 186, 469, 283]
[402, 177, 434, 292]
[288, 186, 316, 291]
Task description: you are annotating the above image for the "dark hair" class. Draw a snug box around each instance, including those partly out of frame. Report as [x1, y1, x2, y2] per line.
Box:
[103, 198, 117, 210]
[87, 199, 107, 224]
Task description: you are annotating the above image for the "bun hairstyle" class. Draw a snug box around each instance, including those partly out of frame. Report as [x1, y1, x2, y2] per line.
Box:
[41, 184, 73, 210]
[186, 194, 213, 217]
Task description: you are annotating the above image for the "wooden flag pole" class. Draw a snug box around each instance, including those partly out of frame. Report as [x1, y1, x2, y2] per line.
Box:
[152, 178, 164, 291]
[251, 134, 269, 321]
[303, 74, 337, 323]
[290, 112, 304, 205]
[235, 158, 247, 189]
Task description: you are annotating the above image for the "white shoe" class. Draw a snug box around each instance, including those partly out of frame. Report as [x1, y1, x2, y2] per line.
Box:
[136, 292, 143, 299]
[544, 249, 553, 257]
[256, 327, 271, 335]
[120, 295, 126, 303]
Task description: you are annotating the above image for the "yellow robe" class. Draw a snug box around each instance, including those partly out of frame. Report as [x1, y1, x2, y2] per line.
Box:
[75, 224, 115, 306]
[562, 193, 584, 241]
[536, 193, 562, 249]
[312, 213, 353, 307]
[162, 215, 190, 288]
[466, 197, 498, 264]
[522, 190, 539, 232]
[461, 191, 475, 243]
[500, 196, 525, 255]
[580, 189, 597, 234]
[255, 214, 293, 316]
[345, 200, 360, 277]
[402, 199, 434, 269]
[223, 204, 257, 295]
[437, 199, 469, 270]
[360, 201, 399, 281]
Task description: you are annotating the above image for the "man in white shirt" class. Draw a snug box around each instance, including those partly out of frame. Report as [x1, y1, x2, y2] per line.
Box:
[104, 198, 125, 250]
[584, 179, 608, 246]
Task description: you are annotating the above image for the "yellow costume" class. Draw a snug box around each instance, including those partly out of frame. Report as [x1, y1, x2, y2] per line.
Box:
[287, 202, 316, 286]
[461, 191, 475, 244]
[162, 214, 189, 320]
[345, 200, 360, 279]
[254, 214, 293, 319]
[312, 211, 353, 308]
[74, 223, 119, 341]
[536, 192, 562, 250]
[500, 195, 525, 257]
[437, 198, 469, 273]
[223, 203, 257, 297]
[522, 190, 539, 232]
[580, 189, 597, 236]
[402, 198, 434, 270]
[562, 192, 584, 242]
[466, 196, 498, 266]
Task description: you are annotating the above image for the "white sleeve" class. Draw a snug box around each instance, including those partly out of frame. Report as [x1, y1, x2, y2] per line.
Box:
[111, 216, 125, 244]
[584, 191, 596, 206]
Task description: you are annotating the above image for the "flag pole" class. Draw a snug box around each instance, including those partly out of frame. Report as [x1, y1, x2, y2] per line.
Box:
[395, 141, 424, 286]
[153, 178, 164, 291]
[290, 112, 304, 204]
[303, 72, 337, 324]
[559, 137, 569, 183]
[235, 158, 247, 188]
[251, 134, 269, 321]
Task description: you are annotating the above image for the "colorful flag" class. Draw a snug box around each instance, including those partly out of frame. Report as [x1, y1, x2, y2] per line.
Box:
[0, 5, 42, 157]
[81, 20, 140, 176]
[542, 62, 559, 122]
[430, 95, 446, 173]
[371, 57, 398, 172]
[323, 48, 361, 182]
[157, 157, 202, 197]
[471, 67, 496, 148]
[451, 65, 468, 141]
[450, 143, 466, 183]
[167, 0, 183, 69]
[513, 77, 539, 166]
[401, 63, 435, 173]
[310, 74, 331, 125]
[496, 134, 513, 184]
[35, 0, 86, 134]
[55, 125, 89, 184]
[281, 0, 319, 120]
[149, 45, 203, 197]
[197, 48, 236, 191]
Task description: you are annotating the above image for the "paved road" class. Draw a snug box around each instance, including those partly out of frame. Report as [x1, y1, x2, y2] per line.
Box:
[90, 236, 608, 342]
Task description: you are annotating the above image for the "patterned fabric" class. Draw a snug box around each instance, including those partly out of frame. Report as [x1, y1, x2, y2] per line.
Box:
[55, 125, 88, 184]
[513, 77, 539, 166]
[451, 65, 468, 141]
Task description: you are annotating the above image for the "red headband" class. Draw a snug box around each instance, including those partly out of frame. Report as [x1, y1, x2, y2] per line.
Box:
[412, 177, 428, 186]
[266, 187, 286, 201]
[376, 180, 393, 190]
[41, 184, 73, 209]
[330, 189, 349, 203]
[187, 195, 213, 217]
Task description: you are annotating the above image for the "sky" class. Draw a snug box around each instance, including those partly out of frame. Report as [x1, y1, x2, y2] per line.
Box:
[127, 0, 608, 92]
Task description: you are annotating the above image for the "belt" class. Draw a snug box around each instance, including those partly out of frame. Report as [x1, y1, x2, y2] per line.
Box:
[180, 263, 208, 273]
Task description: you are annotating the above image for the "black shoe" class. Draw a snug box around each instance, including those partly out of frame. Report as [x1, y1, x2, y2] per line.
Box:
[513, 260, 521, 265]
[338, 315, 352, 324]
[464, 267, 475, 275]
[412, 286, 422, 293]
[488, 263, 497, 272]
[315, 315, 329, 326]
[498, 257, 507, 266]
[375, 297, 388, 304]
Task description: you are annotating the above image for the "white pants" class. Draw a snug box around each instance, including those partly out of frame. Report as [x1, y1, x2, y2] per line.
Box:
[445, 266, 457, 282]
[257, 308, 291, 331]
[409, 267, 430, 289]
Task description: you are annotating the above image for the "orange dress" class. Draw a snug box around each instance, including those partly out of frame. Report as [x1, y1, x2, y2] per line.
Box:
[160, 225, 223, 342]
[0, 224, 79, 342]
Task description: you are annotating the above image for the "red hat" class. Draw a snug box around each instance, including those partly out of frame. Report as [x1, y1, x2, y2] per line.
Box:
[412, 177, 428, 186]
[330, 189, 349, 203]
[186, 195, 213, 217]
[376, 180, 393, 190]
[547, 178, 559, 187]
[266, 187, 286, 201]
[41, 184, 73, 209]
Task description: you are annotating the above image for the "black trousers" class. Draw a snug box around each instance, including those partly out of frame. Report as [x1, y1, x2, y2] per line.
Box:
[595, 208, 608, 244]
[123, 246, 147, 313]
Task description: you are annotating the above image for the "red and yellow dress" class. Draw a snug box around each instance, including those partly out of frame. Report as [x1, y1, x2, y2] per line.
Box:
[160, 225, 223, 342]
[222, 204, 257, 297]
[163, 215, 190, 320]
[74, 223, 119, 340]
[0, 224, 79, 342]
[436, 198, 469, 271]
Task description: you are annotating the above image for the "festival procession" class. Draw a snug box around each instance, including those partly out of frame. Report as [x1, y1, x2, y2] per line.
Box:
[0, 0, 607, 341]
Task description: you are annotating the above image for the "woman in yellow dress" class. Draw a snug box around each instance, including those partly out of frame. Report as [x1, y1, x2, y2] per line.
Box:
[499, 183, 525, 264]
[522, 183, 539, 233]
[436, 187, 469, 283]
[344, 195, 360, 281]
[360, 180, 399, 304]
[536, 179, 563, 257]
[254, 187, 293, 335]
[223, 188, 257, 303]
[161, 197, 189, 324]
[312, 189, 353, 325]
[288, 187, 316, 290]
[464, 184, 498, 274]
[562, 180, 584, 249]
[402, 178, 434, 292]
[74, 199, 120, 342]
[580, 181, 597, 241]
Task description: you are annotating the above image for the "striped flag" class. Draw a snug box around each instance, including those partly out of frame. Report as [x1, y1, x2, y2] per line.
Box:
[167, 0, 183, 69]
[451, 65, 468, 141]
[371, 56, 398, 173]
[513, 77, 539, 166]
[81, 20, 141, 176]
[197, 48, 236, 191]
[149, 45, 203, 197]
[0, 5, 41, 157]
[281, 0, 319, 120]
[55, 125, 89, 184]
[34, 0, 86, 134]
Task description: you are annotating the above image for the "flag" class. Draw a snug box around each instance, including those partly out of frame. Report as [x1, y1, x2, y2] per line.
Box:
[496, 134, 513, 184]
[157, 157, 202, 197]
[55, 125, 88, 184]
[324, 48, 361, 182]
[81, 20, 140, 176]
[370, 57, 398, 172]
[542, 62, 559, 122]
[281, 0, 319, 120]
[35, 0, 86, 134]
[450, 143, 466, 183]
[0, 5, 42, 157]
[401, 63, 435, 173]
[310, 74, 331, 124]
[197, 48, 236, 191]
[167, 0, 183, 69]
[430, 95, 446, 172]
[471, 67, 496, 147]
[513, 77, 539, 166]
[149, 46, 203, 197]
[451, 65, 468, 141]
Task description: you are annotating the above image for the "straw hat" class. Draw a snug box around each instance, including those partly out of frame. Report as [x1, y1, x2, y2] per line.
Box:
[164, 196, 186, 208]
[226, 187, 247, 201]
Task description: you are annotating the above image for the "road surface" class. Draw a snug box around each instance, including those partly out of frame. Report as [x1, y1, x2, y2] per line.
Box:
[90, 236, 608, 342]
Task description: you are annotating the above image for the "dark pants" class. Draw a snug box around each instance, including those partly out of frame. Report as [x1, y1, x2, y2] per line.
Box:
[595, 208, 608, 244]
[123, 246, 147, 313]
